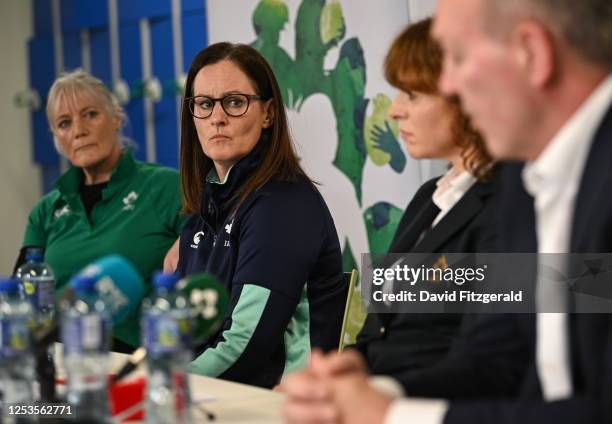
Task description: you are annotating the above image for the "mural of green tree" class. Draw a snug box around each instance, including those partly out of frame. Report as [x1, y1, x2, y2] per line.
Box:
[251, 0, 407, 262]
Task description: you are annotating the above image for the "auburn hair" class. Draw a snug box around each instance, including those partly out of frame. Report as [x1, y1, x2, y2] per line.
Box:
[180, 42, 313, 214]
[384, 18, 493, 180]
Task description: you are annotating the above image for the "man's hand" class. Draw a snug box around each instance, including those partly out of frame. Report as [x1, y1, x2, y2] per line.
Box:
[328, 370, 393, 424]
[314, 348, 368, 376]
[281, 350, 392, 424]
[281, 358, 339, 423]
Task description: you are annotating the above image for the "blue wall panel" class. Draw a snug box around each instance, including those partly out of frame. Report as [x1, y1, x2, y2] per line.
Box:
[30, 0, 210, 190]
[182, 0, 206, 13]
[28, 37, 59, 166]
[150, 18, 179, 167]
[181, 10, 208, 73]
[42, 165, 62, 194]
[89, 28, 113, 88]
[62, 32, 82, 71]
[118, 23, 147, 161]
[33, 0, 53, 37]
[61, 0, 109, 33]
[117, 0, 205, 24]
[118, 0, 170, 24]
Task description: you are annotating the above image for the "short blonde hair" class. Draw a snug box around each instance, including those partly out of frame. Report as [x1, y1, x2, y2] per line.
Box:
[46, 69, 127, 155]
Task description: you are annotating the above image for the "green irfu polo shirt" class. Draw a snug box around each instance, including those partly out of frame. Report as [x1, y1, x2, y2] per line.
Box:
[23, 151, 187, 347]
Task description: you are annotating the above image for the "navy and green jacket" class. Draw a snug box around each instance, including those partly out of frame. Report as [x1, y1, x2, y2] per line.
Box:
[176, 146, 345, 388]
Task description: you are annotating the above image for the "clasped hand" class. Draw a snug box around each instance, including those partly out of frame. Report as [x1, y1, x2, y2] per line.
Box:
[280, 349, 393, 424]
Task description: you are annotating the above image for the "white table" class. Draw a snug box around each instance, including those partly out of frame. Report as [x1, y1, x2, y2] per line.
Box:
[189, 376, 284, 423]
[54, 344, 285, 423]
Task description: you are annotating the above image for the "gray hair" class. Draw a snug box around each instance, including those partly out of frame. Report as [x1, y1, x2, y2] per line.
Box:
[46, 69, 130, 155]
[485, 0, 612, 68]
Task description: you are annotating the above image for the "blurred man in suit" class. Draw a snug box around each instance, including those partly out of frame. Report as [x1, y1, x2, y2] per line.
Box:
[281, 0, 612, 423]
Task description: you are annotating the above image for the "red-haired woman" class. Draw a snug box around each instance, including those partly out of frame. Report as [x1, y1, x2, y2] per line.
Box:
[353, 17, 499, 388]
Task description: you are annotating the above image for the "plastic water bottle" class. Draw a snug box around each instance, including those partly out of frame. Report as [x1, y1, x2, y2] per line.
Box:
[61, 275, 111, 423]
[0, 277, 36, 423]
[143, 272, 193, 424]
[15, 248, 57, 402]
[15, 247, 56, 329]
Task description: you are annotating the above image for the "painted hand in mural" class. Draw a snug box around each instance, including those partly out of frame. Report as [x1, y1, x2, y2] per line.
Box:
[369, 120, 407, 173]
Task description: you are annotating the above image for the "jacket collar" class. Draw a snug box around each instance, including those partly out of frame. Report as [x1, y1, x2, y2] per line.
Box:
[412, 173, 498, 253]
[200, 133, 267, 220]
[55, 149, 137, 206]
[570, 101, 612, 252]
[500, 102, 612, 254]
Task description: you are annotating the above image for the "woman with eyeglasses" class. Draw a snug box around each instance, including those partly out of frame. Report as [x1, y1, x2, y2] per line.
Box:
[176, 42, 345, 388]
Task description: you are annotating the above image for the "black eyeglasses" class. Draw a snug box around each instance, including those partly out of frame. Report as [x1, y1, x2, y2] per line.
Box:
[186, 94, 266, 119]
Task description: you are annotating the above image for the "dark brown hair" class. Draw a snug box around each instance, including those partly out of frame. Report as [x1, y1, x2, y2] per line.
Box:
[384, 18, 493, 180]
[180, 42, 313, 214]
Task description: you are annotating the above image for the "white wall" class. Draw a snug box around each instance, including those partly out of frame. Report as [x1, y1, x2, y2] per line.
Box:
[0, 0, 41, 273]
[407, 0, 436, 21]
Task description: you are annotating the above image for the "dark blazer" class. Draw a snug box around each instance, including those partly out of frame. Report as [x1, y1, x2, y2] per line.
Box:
[355, 172, 501, 378]
[440, 103, 612, 423]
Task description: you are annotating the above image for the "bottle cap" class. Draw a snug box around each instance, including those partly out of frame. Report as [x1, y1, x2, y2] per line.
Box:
[153, 271, 179, 291]
[0, 277, 20, 295]
[70, 274, 98, 294]
[25, 247, 44, 262]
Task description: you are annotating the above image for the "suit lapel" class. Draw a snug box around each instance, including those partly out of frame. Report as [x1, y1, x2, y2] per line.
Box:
[389, 198, 440, 253]
[567, 104, 612, 386]
[570, 103, 612, 252]
[499, 162, 538, 253]
[413, 181, 492, 253]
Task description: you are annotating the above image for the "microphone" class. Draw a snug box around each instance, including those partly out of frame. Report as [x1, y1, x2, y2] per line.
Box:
[34, 255, 145, 348]
[111, 272, 228, 384]
[72, 254, 145, 322]
[34, 254, 145, 402]
[176, 272, 229, 346]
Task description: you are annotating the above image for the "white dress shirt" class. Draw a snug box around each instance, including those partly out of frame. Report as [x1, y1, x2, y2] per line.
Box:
[383, 73, 612, 424]
[432, 168, 477, 227]
[523, 73, 612, 401]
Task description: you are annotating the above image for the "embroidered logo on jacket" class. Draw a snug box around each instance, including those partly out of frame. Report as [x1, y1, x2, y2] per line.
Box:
[122, 191, 139, 211]
[191, 231, 205, 249]
[54, 205, 71, 219]
[225, 219, 233, 235]
[223, 219, 234, 247]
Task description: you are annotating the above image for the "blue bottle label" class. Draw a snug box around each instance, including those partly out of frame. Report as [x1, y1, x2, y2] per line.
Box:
[0, 319, 31, 358]
[38, 279, 55, 310]
[63, 314, 109, 355]
[144, 315, 191, 356]
[21, 277, 55, 311]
